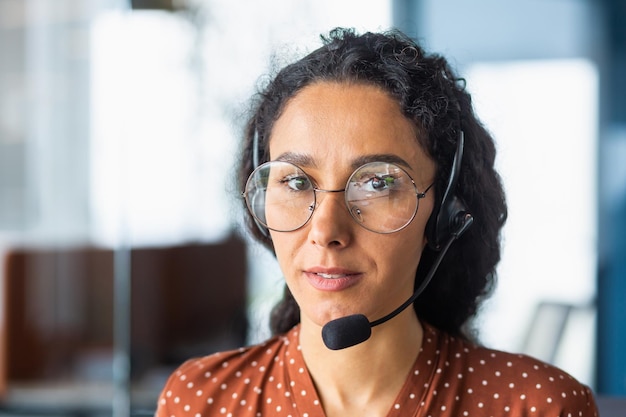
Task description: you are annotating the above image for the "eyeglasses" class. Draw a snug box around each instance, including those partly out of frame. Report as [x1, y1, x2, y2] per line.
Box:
[243, 160, 432, 234]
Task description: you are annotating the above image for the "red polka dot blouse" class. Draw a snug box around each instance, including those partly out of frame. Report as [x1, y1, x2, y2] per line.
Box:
[156, 322, 598, 416]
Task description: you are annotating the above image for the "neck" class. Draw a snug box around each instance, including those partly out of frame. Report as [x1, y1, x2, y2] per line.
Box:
[299, 309, 423, 416]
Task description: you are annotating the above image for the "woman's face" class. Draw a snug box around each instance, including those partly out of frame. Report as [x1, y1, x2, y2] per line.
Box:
[268, 82, 436, 330]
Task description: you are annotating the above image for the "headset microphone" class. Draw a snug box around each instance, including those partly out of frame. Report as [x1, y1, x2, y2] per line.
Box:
[321, 212, 473, 350]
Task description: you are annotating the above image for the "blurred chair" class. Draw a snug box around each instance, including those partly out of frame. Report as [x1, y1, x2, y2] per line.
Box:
[522, 301, 574, 364]
[596, 396, 626, 417]
[522, 300, 597, 400]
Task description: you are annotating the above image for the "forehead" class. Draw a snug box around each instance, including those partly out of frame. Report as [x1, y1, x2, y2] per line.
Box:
[268, 82, 435, 181]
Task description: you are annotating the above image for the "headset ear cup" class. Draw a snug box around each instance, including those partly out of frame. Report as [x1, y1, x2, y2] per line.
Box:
[427, 195, 471, 250]
[249, 187, 270, 238]
[250, 190, 265, 224]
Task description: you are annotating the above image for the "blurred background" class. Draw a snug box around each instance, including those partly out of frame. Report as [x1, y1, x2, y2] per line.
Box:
[0, 0, 624, 415]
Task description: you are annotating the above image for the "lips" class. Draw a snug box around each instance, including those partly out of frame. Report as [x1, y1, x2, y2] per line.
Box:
[304, 267, 362, 291]
[314, 272, 350, 279]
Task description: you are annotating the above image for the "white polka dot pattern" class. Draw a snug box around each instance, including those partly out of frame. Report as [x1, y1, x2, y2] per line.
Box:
[156, 323, 598, 416]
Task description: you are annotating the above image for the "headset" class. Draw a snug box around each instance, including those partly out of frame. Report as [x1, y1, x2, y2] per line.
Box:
[425, 129, 473, 250]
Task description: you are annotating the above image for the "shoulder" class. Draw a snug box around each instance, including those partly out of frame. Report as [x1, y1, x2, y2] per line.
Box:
[465, 344, 596, 413]
[156, 332, 292, 416]
[167, 335, 285, 386]
[426, 324, 599, 415]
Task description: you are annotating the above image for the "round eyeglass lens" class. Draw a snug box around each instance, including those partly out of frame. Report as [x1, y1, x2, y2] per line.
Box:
[244, 161, 316, 232]
[345, 162, 419, 233]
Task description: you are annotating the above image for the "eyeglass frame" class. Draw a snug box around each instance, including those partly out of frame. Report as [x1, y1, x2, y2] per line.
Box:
[242, 160, 434, 234]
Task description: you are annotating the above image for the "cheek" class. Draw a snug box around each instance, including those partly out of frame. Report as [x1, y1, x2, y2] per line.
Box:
[269, 232, 298, 271]
[385, 215, 430, 269]
[385, 234, 425, 267]
[365, 221, 426, 269]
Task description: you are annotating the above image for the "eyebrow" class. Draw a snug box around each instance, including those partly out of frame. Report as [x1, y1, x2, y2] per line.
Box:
[351, 154, 413, 171]
[274, 152, 317, 167]
[272, 152, 413, 171]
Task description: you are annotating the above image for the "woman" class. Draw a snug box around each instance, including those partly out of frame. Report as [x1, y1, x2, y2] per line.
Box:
[156, 28, 598, 416]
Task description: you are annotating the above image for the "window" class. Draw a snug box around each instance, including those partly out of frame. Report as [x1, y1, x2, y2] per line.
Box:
[466, 59, 598, 386]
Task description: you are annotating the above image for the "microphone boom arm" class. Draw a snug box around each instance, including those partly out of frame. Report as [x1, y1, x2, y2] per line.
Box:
[370, 213, 472, 327]
[321, 212, 473, 350]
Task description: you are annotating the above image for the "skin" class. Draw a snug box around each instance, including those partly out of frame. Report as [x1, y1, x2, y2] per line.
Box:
[268, 81, 437, 416]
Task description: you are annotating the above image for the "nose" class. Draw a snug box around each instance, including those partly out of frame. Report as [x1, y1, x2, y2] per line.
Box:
[307, 189, 353, 248]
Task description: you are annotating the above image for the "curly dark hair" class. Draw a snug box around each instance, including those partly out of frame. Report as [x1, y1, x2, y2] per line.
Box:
[237, 28, 507, 341]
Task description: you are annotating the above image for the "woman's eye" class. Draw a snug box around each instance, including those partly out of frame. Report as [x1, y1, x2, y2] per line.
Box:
[283, 176, 312, 191]
[365, 175, 395, 191]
